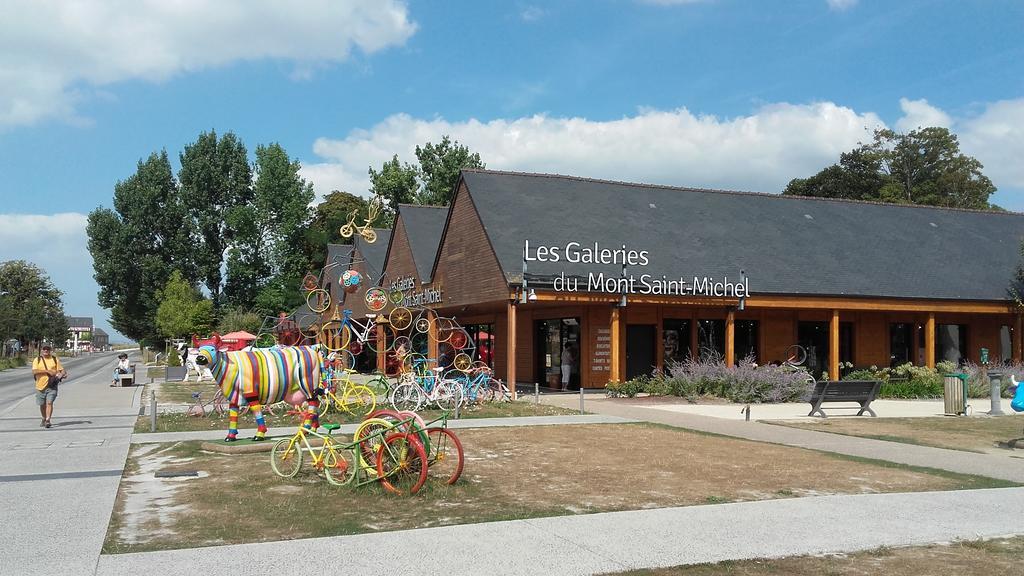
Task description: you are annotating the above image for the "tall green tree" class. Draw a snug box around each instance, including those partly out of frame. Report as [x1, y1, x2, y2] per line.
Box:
[783, 127, 997, 209]
[414, 136, 485, 206]
[88, 151, 192, 344]
[179, 130, 252, 310]
[368, 155, 418, 223]
[301, 190, 369, 277]
[155, 270, 214, 339]
[0, 261, 68, 347]
[225, 143, 314, 314]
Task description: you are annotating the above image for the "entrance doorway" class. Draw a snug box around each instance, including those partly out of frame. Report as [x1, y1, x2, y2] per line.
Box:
[535, 318, 580, 390]
[797, 321, 829, 379]
[626, 324, 656, 380]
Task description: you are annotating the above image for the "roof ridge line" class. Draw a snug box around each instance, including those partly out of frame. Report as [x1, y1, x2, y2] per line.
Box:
[460, 168, 1021, 217]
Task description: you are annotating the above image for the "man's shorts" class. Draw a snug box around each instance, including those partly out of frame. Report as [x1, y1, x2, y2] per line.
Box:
[35, 388, 58, 406]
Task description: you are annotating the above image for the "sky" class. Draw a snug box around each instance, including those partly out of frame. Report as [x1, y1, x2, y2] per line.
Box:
[0, 0, 1022, 343]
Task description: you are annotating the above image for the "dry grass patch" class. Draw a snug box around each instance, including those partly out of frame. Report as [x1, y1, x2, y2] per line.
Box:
[104, 423, 1015, 554]
[607, 536, 1024, 575]
[767, 415, 1024, 454]
[134, 400, 580, 433]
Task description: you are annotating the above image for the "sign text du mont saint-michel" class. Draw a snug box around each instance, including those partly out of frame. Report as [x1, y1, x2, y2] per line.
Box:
[524, 241, 749, 298]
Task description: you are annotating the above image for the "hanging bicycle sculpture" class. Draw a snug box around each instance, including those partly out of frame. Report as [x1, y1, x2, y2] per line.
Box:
[339, 195, 383, 243]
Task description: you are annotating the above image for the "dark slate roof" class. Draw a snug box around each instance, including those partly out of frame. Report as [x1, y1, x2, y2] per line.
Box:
[354, 229, 391, 280]
[93, 328, 108, 336]
[398, 205, 447, 283]
[66, 316, 93, 329]
[324, 243, 349, 289]
[460, 170, 1024, 301]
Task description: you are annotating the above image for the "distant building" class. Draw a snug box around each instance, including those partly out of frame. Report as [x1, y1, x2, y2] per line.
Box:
[66, 316, 94, 351]
[92, 328, 109, 350]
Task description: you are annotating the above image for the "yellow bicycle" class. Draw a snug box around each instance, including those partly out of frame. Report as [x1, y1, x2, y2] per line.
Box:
[269, 424, 356, 486]
[318, 368, 376, 418]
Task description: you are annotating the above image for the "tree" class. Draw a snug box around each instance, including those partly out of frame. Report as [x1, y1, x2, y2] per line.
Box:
[217, 306, 263, 335]
[368, 155, 418, 223]
[783, 127, 997, 209]
[179, 130, 252, 310]
[88, 151, 192, 345]
[0, 261, 68, 347]
[414, 136, 485, 206]
[155, 270, 214, 339]
[224, 143, 314, 314]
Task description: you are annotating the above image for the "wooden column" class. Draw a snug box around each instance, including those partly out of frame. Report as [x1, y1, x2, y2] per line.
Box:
[725, 309, 735, 367]
[428, 310, 439, 371]
[925, 313, 936, 369]
[610, 306, 622, 382]
[1015, 314, 1023, 363]
[375, 322, 386, 374]
[829, 310, 839, 381]
[506, 300, 517, 400]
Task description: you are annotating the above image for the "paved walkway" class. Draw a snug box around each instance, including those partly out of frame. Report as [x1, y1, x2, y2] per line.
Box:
[0, 351, 142, 576]
[95, 487, 1024, 576]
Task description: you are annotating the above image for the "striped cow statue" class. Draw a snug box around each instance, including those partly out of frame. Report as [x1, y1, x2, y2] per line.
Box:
[195, 343, 325, 441]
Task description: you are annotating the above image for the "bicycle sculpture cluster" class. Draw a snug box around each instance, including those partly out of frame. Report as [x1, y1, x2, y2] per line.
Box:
[269, 409, 464, 495]
[339, 195, 382, 243]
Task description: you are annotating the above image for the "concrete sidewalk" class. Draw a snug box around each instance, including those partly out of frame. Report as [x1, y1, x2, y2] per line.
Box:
[95, 487, 1024, 576]
[0, 352, 143, 576]
[542, 394, 1024, 483]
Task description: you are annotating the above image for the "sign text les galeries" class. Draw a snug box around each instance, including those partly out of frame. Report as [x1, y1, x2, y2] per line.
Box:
[524, 241, 749, 298]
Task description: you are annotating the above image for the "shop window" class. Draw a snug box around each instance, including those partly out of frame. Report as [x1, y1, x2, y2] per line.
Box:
[936, 324, 968, 365]
[889, 323, 912, 367]
[697, 319, 725, 362]
[534, 318, 580, 390]
[463, 323, 495, 368]
[798, 322, 829, 378]
[734, 320, 758, 364]
[662, 319, 691, 370]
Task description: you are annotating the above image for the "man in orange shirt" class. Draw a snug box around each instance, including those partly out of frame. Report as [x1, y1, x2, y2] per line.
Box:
[32, 345, 67, 428]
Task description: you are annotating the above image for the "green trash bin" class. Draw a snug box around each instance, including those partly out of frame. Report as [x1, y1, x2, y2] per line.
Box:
[943, 373, 968, 416]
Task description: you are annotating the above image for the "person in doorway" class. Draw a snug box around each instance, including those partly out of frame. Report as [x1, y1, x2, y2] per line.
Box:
[560, 343, 574, 391]
[32, 345, 67, 428]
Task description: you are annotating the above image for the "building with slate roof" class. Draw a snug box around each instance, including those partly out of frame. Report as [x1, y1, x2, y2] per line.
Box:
[312, 169, 1024, 392]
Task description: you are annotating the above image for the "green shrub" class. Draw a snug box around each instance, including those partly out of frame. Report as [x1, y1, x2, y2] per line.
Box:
[642, 373, 673, 397]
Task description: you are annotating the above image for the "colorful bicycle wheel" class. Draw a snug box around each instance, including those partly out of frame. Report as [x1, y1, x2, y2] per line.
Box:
[376, 432, 428, 495]
[389, 307, 413, 331]
[413, 315, 431, 334]
[254, 332, 277, 348]
[341, 384, 376, 417]
[306, 289, 331, 313]
[270, 438, 303, 478]
[322, 445, 356, 486]
[364, 287, 388, 312]
[353, 417, 396, 472]
[389, 288, 405, 305]
[452, 352, 473, 372]
[426, 427, 464, 484]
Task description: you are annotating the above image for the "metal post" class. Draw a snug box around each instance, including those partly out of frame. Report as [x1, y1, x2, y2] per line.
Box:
[744, 404, 750, 421]
[149, 390, 157, 432]
[534, 382, 539, 404]
[454, 394, 460, 420]
[579, 386, 584, 414]
[988, 372, 1005, 416]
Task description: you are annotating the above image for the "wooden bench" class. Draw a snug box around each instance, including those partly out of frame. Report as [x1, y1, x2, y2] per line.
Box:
[807, 380, 882, 418]
[117, 364, 137, 387]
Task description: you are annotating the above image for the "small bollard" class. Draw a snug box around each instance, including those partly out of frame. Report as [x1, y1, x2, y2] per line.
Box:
[149, 390, 157, 432]
[988, 372, 1005, 416]
[579, 386, 585, 414]
[534, 382, 539, 404]
[743, 404, 751, 421]
[454, 395, 460, 420]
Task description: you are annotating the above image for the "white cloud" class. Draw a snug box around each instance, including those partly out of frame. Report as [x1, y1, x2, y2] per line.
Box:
[894, 98, 952, 132]
[827, 0, 858, 11]
[0, 212, 125, 340]
[959, 99, 1024, 191]
[0, 0, 416, 127]
[300, 103, 884, 198]
[520, 6, 545, 21]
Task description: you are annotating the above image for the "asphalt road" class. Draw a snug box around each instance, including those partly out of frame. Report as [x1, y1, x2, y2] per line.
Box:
[0, 350, 135, 416]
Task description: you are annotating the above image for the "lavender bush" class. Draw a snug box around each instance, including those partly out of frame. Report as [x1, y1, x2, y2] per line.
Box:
[608, 355, 814, 403]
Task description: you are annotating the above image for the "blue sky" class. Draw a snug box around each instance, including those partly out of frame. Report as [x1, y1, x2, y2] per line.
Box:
[1, 0, 1022, 342]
